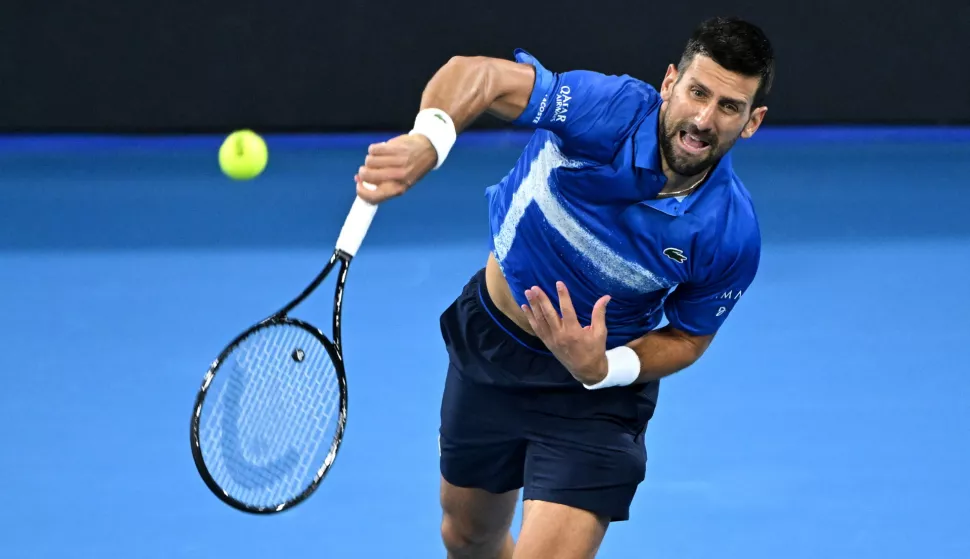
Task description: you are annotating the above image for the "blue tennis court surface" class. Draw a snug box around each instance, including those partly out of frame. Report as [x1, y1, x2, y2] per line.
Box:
[1, 128, 968, 557]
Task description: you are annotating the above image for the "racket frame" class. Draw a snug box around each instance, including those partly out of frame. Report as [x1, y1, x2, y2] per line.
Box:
[190, 192, 377, 514]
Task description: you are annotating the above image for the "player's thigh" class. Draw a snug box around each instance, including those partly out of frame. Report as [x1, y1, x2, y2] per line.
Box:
[438, 366, 529, 544]
[439, 364, 528, 493]
[440, 475, 520, 547]
[512, 499, 608, 559]
[522, 388, 649, 524]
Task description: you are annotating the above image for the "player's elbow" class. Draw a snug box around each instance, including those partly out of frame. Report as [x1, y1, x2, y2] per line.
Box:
[444, 55, 490, 68]
[436, 55, 496, 98]
[445, 56, 500, 88]
[684, 331, 714, 364]
[427, 55, 534, 122]
[440, 55, 492, 82]
[664, 326, 715, 365]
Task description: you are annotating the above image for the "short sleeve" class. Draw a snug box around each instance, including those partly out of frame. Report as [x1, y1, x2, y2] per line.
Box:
[511, 49, 656, 162]
[663, 235, 761, 336]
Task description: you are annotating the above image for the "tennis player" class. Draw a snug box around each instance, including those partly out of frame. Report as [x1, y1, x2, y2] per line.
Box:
[355, 16, 773, 559]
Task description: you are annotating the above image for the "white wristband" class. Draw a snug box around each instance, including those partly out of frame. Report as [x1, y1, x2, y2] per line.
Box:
[583, 346, 641, 390]
[409, 108, 456, 170]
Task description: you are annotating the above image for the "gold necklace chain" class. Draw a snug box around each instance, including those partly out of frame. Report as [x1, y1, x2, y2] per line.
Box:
[656, 169, 710, 199]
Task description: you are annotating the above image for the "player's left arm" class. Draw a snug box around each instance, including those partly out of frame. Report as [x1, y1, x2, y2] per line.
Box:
[623, 324, 715, 383]
[621, 235, 761, 384]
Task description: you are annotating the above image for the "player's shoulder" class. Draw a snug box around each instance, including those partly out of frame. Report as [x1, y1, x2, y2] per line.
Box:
[513, 48, 662, 113]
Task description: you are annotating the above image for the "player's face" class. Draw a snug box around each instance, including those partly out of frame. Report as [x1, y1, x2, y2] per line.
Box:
[658, 55, 767, 176]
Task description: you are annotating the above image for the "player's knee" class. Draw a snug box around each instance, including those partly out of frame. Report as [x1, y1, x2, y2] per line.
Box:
[441, 513, 507, 557]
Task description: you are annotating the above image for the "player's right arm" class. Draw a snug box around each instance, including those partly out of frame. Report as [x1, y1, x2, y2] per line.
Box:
[418, 55, 539, 131]
[356, 51, 654, 203]
[355, 55, 533, 202]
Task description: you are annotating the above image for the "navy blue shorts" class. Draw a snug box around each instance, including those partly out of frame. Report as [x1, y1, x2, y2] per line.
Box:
[438, 268, 656, 522]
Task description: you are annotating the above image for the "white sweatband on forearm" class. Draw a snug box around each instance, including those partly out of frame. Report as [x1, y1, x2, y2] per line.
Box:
[409, 108, 457, 170]
[583, 345, 641, 390]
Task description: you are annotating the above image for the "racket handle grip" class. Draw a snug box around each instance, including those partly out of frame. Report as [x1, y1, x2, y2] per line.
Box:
[335, 188, 379, 257]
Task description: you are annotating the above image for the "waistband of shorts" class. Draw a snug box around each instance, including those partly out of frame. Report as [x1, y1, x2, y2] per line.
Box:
[472, 268, 550, 354]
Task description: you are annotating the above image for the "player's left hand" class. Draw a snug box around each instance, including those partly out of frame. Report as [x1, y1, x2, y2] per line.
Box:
[521, 282, 611, 386]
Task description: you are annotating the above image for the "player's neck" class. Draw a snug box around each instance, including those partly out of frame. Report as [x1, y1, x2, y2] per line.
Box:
[658, 163, 710, 199]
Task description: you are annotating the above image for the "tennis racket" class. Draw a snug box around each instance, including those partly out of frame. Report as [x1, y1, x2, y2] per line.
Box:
[190, 191, 378, 514]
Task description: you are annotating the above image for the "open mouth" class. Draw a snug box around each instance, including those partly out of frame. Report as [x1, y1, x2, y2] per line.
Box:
[678, 130, 711, 155]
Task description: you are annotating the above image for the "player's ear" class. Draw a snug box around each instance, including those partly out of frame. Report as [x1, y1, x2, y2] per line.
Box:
[741, 106, 767, 139]
[660, 64, 678, 101]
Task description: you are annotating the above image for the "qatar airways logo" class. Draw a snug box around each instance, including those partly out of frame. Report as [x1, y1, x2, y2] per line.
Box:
[552, 85, 571, 123]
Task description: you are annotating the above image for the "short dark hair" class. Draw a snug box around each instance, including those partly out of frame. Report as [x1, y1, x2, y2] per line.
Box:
[678, 16, 775, 108]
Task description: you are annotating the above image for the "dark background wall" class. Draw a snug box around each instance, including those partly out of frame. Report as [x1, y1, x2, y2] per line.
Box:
[1, 0, 967, 132]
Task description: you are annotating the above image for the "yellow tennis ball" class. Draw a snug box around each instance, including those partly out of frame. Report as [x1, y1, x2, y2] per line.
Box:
[219, 129, 268, 180]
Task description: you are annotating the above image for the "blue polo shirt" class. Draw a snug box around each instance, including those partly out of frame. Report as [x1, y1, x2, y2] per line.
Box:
[485, 49, 761, 351]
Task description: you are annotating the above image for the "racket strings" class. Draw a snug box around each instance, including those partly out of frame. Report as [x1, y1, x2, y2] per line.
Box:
[199, 323, 341, 508]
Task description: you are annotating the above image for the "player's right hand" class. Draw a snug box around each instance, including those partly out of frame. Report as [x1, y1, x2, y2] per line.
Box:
[355, 133, 438, 204]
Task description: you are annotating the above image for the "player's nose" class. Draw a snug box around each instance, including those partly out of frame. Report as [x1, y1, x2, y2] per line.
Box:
[692, 103, 716, 131]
